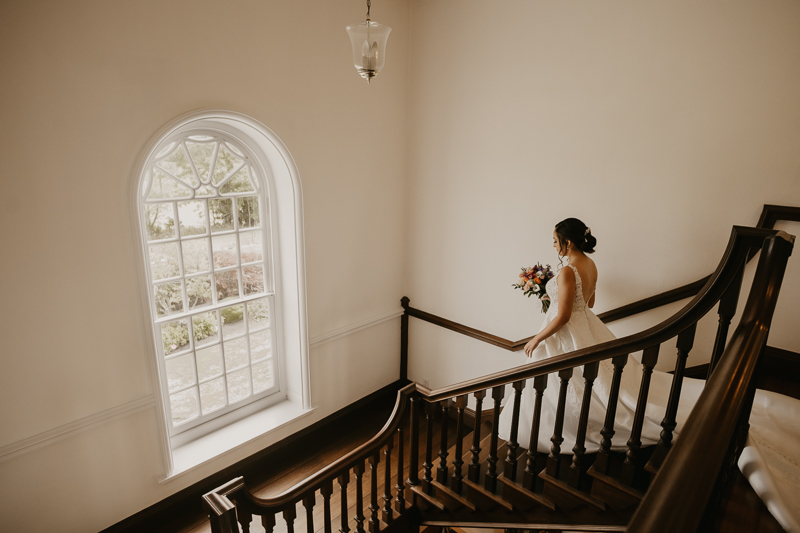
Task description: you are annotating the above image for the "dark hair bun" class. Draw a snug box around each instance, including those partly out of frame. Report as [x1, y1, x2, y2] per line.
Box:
[555, 217, 596, 254]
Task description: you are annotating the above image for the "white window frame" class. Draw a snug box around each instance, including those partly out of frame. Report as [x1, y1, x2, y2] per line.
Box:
[129, 110, 310, 478]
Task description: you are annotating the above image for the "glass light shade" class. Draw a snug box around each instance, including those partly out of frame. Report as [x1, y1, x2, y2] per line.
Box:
[346, 20, 391, 83]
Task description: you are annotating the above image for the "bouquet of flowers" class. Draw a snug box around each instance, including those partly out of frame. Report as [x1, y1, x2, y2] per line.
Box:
[513, 264, 556, 313]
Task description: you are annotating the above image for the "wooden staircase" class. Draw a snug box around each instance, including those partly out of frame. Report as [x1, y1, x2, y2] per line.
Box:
[202, 215, 798, 533]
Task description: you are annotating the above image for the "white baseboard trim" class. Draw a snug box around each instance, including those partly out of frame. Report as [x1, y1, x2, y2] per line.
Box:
[0, 307, 405, 462]
[309, 307, 404, 348]
[0, 395, 155, 464]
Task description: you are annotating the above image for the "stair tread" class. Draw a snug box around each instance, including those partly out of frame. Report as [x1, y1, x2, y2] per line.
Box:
[410, 484, 446, 511]
[539, 468, 606, 511]
[462, 477, 514, 511]
[430, 479, 478, 511]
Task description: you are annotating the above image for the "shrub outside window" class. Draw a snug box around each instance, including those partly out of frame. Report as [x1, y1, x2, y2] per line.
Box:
[140, 132, 278, 435]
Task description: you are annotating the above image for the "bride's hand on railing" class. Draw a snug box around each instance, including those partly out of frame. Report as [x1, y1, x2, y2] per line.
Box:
[524, 335, 541, 357]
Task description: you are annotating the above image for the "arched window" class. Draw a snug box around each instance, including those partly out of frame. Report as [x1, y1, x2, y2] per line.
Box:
[134, 111, 309, 470]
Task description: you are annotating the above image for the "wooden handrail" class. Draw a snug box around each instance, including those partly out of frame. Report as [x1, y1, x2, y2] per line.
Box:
[628, 231, 795, 532]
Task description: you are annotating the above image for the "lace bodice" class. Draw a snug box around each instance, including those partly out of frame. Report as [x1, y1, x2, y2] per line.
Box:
[546, 263, 587, 314]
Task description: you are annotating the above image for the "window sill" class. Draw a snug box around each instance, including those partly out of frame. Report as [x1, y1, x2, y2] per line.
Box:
[161, 399, 315, 482]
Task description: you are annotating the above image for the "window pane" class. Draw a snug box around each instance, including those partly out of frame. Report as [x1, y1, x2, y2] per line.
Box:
[224, 337, 248, 371]
[149, 242, 180, 280]
[186, 141, 215, 183]
[165, 353, 196, 392]
[209, 198, 234, 233]
[243, 265, 265, 296]
[170, 387, 200, 426]
[213, 145, 244, 185]
[252, 360, 274, 393]
[148, 169, 192, 200]
[182, 239, 210, 275]
[192, 311, 219, 346]
[196, 344, 223, 381]
[250, 330, 271, 362]
[220, 166, 255, 194]
[145, 203, 176, 241]
[154, 281, 184, 317]
[178, 200, 208, 237]
[247, 298, 269, 330]
[221, 304, 245, 338]
[216, 269, 240, 302]
[212, 234, 238, 269]
[187, 275, 213, 310]
[238, 196, 260, 228]
[200, 378, 226, 414]
[161, 319, 190, 356]
[240, 230, 263, 263]
[227, 368, 251, 403]
[160, 145, 199, 187]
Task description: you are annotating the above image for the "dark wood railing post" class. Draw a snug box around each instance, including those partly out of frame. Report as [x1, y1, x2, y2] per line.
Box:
[593, 354, 628, 475]
[707, 271, 743, 379]
[394, 427, 405, 512]
[437, 399, 450, 484]
[353, 462, 365, 533]
[468, 390, 486, 483]
[423, 400, 436, 492]
[546, 368, 574, 478]
[367, 453, 380, 533]
[621, 345, 659, 485]
[400, 297, 409, 382]
[321, 480, 334, 533]
[452, 395, 468, 492]
[338, 473, 350, 533]
[382, 440, 394, 523]
[262, 513, 276, 533]
[407, 395, 419, 487]
[238, 506, 253, 533]
[504, 379, 526, 481]
[523, 374, 548, 490]
[303, 494, 316, 533]
[568, 362, 599, 488]
[287, 507, 300, 533]
[484, 385, 505, 491]
[651, 323, 697, 470]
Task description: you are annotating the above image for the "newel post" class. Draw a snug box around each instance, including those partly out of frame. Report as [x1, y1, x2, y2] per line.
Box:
[400, 297, 410, 383]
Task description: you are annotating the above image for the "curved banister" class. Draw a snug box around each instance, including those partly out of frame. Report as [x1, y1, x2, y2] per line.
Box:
[203, 383, 417, 517]
[628, 231, 795, 532]
[411, 227, 787, 402]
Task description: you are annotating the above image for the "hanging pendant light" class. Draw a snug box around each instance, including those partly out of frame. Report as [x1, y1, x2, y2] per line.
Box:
[346, 0, 391, 83]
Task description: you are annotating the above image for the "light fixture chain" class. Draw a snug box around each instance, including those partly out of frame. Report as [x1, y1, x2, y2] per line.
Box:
[366, 0, 371, 21]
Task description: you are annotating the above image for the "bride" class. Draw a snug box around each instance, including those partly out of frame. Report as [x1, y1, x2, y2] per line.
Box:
[497, 218, 800, 531]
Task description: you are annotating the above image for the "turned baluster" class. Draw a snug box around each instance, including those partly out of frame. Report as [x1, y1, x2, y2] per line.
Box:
[451, 395, 468, 493]
[394, 427, 405, 512]
[568, 362, 599, 488]
[339, 473, 350, 533]
[593, 354, 629, 475]
[382, 440, 394, 523]
[503, 379, 526, 481]
[656, 325, 697, 454]
[321, 480, 334, 533]
[423, 401, 436, 491]
[523, 374, 548, 491]
[284, 504, 297, 533]
[484, 385, 505, 491]
[620, 345, 660, 485]
[303, 494, 316, 533]
[262, 513, 276, 533]
[407, 396, 419, 487]
[238, 507, 253, 533]
[437, 399, 450, 484]
[546, 368, 574, 478]
[368, 453, 380, 533]
[708, 271, 743, 379]
[468, 389, 486, 483]
[353, 462, 366, 533]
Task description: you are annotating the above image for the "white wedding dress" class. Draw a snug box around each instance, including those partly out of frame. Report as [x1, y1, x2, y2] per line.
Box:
[497, 263, 800, 532]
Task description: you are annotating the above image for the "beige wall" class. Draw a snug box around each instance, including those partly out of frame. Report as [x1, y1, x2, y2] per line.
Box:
[0, 1, 409, 531]
[405, 0, 800, 386]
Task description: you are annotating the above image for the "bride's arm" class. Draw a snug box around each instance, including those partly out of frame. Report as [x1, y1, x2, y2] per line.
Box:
[524, 268, 575, 356]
